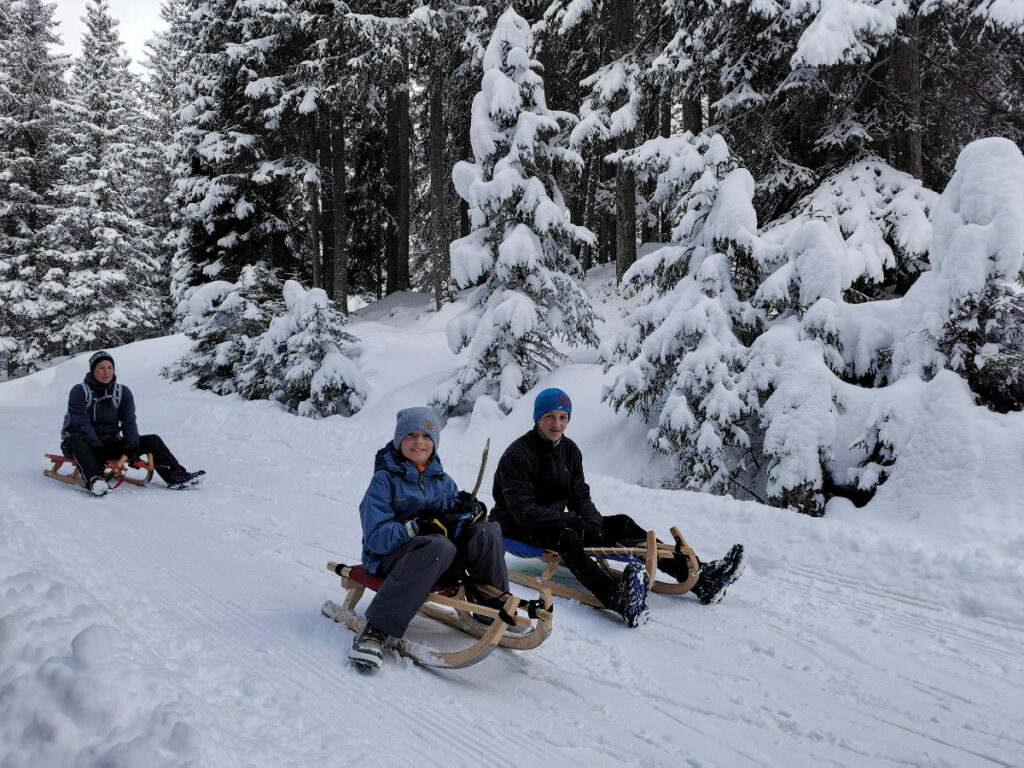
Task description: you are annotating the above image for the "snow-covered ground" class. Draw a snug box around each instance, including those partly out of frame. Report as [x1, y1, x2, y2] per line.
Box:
[2, 273, 1023, 767]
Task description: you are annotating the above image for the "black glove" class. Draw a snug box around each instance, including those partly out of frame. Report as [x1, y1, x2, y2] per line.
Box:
[574, 516, 603, 546]
[410, 517, 447, 537]
[456, 492, 488, 523]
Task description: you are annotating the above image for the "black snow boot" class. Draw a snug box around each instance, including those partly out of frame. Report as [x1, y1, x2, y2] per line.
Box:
[167, 469, 206, 490]
[349, 623, 388, 673]
[691, 544, 744, 605]
[606, 563, 650, 628]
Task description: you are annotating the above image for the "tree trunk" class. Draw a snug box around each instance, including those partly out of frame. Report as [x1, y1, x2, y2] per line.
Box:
[386, 64, 411, 294]
[331, 106, 349, 315]
[662, 87, 679, 241]
[615, 158, 637, 283]
[681, 93, 702, 136]
[893, 13, 923, 179]
[430, 66, 446, 310]
[306, 114, 322, 289]
[612, 0, 636, 284]
[318, 115, 335, 297]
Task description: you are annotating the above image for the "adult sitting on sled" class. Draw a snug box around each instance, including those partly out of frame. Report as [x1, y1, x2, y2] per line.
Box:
[61, 350, 206, 496]
[350, 406, 510, 673]
[492, 388, 744, 627]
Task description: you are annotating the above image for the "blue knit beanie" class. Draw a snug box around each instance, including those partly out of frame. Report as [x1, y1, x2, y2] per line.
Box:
[533, 388, 572, 423]
[393, 406, 442, 450]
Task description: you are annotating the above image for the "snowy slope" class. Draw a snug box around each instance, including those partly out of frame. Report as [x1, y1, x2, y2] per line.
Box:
[2, 275, 1024, 767]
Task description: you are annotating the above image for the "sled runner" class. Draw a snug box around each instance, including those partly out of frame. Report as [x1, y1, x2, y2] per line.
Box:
[504, 527, 701, 608]
[43, 453, 155, 490]
[322, 561, 554, 669]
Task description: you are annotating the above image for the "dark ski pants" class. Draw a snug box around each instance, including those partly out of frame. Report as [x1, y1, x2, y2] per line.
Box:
[365, 521, 509, 638]
[62, 433, 185, 485]
[501, 514, 678, 604]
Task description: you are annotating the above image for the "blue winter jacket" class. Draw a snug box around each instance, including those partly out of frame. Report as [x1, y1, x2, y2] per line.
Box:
[359, 445, 459, 574]
[61, 374, 140, 449]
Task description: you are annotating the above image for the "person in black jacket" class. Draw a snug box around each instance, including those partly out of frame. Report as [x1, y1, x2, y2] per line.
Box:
[60, 350, 205, 496]
[492, 388, 743, 623]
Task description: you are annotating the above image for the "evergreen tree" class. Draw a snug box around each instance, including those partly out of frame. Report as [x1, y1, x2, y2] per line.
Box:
[892, 137, 1024, 411]
[603, 136, 763, 497]
[167, 0, 301, 317]
[0, 0, 68, 372]
[164, 262, 281, 394]
[433, 8, 599, 415]
[238, 279, 367, 417]
[140, 0, 200, 316]
[39, 0, 162, 357]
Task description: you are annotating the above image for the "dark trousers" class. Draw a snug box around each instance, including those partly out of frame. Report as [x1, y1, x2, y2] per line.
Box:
[366, 521, 509, 638]
[500, 513, 650, 605]
[62, 433, 184, 484]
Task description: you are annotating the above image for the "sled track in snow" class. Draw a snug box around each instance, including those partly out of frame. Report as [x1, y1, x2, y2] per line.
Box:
[25, 481, 559, 766]
[782, 561, 1024, 670]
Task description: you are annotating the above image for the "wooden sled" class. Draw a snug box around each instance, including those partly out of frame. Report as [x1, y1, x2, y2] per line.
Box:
[322, 561, 553, 670]
[504, 527, 701, 608]
[43, 453, 155, 490]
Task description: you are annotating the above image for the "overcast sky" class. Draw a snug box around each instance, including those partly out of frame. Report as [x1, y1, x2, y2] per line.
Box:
[53, 0, 166, 72]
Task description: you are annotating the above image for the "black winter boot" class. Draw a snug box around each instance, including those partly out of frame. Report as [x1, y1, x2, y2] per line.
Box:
[692, 544, 744, 605]
[167, 469, 206, 490]
[606, 563, 650, 627]
[349, 623, 388, 672]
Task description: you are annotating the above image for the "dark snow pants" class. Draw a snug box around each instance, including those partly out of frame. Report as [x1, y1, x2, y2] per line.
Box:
[62, 433, 185, 485]
[501, 513, 665, 605]
[365, 521, 509, 638]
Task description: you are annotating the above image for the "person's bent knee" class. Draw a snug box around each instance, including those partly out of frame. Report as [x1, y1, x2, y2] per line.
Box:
[556, 526, 585, 553]
[470, 521, 503, 542]
[412, 533, 458, 559]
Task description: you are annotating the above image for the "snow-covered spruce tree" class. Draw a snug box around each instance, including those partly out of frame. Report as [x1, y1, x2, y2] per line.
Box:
[433, 8, 599, 415]
[166, 0, 301, 318]
[164, 262, 281, 394]
[37, 0, 162, 358]
[752, 159, 938, 389]
[139, 0, 200, 311]
[238, 280, 366, 417]
[604, 132, 874, 514]
[602, 135, 763, 498]
[654, 0, 1023, 233]
[0, 0, 68, 371]
[891, 137, 1024, 412]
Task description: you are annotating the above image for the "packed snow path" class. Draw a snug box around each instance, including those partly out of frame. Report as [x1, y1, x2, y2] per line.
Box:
[3, 313, 1023, 766]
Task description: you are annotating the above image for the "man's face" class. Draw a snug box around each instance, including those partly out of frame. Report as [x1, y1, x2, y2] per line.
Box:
[537, 409, 569, 442]
[93, 361, 114, 384]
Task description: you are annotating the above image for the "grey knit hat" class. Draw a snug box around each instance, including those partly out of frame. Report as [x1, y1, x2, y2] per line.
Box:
[88, 350, 114, 374]
[393, 406, 442, 450]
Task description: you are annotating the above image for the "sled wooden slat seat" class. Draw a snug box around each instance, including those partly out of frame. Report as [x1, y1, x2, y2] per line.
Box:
[43, 453, 155, 490]
[322, 561, 554, 670]
[504, 527, 701, 607]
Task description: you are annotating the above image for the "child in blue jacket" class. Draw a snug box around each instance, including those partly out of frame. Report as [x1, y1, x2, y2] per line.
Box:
[349, 406, 508, 672]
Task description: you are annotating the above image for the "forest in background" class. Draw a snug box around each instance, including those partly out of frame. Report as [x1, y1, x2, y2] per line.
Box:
[2, 0, 1023, 514]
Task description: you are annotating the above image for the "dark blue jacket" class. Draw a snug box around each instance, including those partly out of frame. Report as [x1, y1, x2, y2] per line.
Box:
[491, 428, 602, 531]
[61, 374, 140, 449]
[359, 445, 459, 574]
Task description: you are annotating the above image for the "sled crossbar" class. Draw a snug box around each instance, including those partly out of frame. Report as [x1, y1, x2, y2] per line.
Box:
[43, 453, 155, 490]
[504, 527, 702, 607]
[323, 561, 553, 670]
